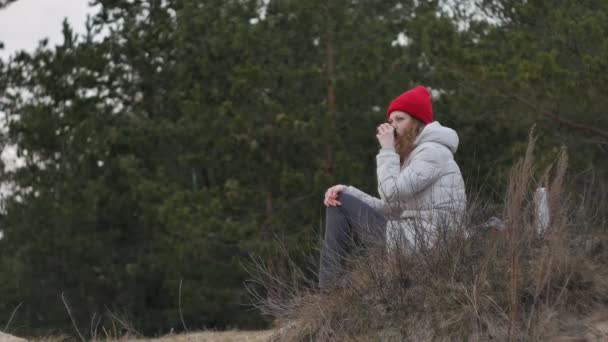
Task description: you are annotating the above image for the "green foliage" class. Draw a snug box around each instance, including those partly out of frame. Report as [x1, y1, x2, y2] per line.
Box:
[0, 0, 606, 337]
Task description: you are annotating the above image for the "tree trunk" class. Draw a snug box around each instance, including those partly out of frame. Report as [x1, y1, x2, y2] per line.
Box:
[325, 1, 335, 177]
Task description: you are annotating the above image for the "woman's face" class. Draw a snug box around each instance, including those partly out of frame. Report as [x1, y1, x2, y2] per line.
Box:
[388, 111, 418, 138]
[389, 111, 424, 163]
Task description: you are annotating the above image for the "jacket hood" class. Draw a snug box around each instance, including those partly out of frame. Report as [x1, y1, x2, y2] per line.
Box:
[415, 121, 459, 153]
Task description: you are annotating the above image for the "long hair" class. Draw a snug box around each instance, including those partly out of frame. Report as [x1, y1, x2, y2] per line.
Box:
[395, 118, 425, 165]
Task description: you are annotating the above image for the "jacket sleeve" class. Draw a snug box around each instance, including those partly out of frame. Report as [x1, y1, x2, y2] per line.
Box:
[376, 145, 443, 203]
[342, 185, 392, 216]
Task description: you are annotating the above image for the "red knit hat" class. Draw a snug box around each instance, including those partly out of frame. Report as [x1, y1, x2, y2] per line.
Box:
[386, 85, 433, 124]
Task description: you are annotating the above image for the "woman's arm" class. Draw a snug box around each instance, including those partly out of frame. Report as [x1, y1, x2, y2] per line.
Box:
[376, 144, 444, 203]
[342, 185, 392, 216]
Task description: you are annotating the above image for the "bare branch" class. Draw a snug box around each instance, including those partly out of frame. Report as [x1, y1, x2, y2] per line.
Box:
[3, 301, 22, 333]
[178, 278, 188, 332]
[514, 95, 608, 140]
[61, 292, 86, 342]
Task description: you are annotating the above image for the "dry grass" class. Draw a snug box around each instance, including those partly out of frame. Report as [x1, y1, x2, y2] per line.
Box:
[249, 130, 608, 341]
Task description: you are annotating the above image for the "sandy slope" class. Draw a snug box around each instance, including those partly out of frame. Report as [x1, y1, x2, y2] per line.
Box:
[0, 332, 27, 342]
[0, 330, 274, 342]
[130, 330, 274, 342]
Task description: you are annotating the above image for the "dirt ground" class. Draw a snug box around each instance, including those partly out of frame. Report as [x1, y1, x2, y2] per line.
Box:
[130, 330, 274, 342]
[0, 330, 274, 342]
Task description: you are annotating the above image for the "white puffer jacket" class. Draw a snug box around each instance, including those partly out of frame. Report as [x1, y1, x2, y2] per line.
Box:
[343, 121, 466, 249]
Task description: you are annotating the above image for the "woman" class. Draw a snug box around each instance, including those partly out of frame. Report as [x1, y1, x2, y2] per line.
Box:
[319, 85, 466, 290]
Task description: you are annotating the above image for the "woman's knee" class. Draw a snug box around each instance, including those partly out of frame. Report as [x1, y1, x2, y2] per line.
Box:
[336, 192, 361, 209]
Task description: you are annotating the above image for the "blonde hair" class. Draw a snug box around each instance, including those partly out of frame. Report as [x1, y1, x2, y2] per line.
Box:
[396, 118, 425, 165]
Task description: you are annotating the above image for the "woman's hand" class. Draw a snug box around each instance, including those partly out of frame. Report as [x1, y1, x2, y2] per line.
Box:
[376, 123, 395, 149]
[324, 184, 345, 207]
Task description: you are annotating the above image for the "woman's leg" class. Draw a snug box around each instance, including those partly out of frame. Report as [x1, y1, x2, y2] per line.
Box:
[319, 192, 387, 290]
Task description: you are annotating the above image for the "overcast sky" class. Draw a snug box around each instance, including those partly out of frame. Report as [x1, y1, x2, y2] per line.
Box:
[0, 0, 100, 60]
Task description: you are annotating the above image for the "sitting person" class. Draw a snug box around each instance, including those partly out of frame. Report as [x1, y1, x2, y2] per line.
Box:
[319, 85, 467, 290]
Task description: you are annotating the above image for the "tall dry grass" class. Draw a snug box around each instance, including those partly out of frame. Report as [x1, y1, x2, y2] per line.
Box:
[248, 131, 608, 341]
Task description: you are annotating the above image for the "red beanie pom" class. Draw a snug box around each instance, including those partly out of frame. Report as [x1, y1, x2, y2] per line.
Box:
[386, 85, 433, 124]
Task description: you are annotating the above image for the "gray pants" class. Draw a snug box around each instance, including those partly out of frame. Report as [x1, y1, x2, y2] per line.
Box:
[319, 192, 387, 290]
